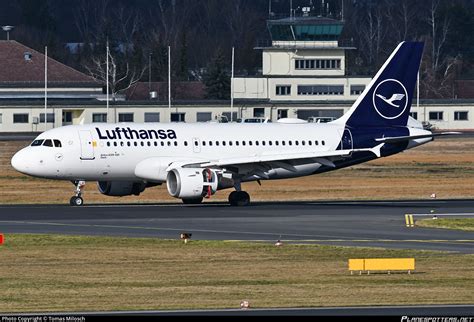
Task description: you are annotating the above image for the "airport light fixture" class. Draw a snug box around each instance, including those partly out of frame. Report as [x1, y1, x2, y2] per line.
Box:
[2, 26, 14, 40]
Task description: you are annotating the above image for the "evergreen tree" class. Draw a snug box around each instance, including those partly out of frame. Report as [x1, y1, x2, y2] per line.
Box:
[204, 48, 230, 100]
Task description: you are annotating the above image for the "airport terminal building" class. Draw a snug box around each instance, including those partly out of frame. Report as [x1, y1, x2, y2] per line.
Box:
[0, 15, 473, 133]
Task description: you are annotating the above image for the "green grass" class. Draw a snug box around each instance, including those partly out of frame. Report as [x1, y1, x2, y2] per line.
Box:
[417, 218, 474, 231]
[0, 234, 473, 313]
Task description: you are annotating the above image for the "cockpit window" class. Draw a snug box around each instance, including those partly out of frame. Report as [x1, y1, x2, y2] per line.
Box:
[53, 140, 62, 147]
[43, 139, 53, 147]
[31, 139, 44, 146]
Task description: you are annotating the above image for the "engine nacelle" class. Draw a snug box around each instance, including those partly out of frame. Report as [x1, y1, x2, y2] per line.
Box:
[166, 168, 218, 199]
[97, 181, 146, 197]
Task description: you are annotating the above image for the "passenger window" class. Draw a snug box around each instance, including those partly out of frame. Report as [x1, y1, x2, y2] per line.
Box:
[269, 141, 272, 146]
[256, 141, 259, 146]
[107, 142, 110, 147]
[134, 142, 138, 147]
[174, 141, 178, 146]
[282, 141, 286, 146]
[147, 142, 150, 146]
[202, 141, 206, 146]
[114, 142, 117, 147]
[262, 141, 266, 146]
[309, 141, 312, 146]
[302, 141, 305, 146]
[184, 141, 188, 146]
[236, 141, 239, 146]
[194, 141, 198, 146]
[43, 139, 53, 147]
[295, 141, 299, 146]
[121, 142, 124, 146]
[322, 140, 326, 146]
[53, 140, 62, 147]
[289, 141, 292, 146]
[153, 142, 157, 147]
[216, 141, 219, 146]
[140, 142, 144, 146]
[222, 141, 226, 146]
[161, 142, 164, 146]
[229, 141, 233, 146]
[315, 141, 319, 145]
[167, 141, 171, 146]
[275, 141, 279, 146]
[242, 141, 246, 146]
[209, 141, 213, 146]
[31, 139, 44, 146]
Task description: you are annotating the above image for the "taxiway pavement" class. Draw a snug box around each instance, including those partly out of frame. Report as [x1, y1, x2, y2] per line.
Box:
[0, 199, 472, 253]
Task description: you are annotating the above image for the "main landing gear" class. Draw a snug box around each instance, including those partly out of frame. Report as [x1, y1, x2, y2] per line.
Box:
[182, 197, 203, 205]
[228, 180, 250, 206]
[228, 191, 251, 207]
[70, 180, 85, 206]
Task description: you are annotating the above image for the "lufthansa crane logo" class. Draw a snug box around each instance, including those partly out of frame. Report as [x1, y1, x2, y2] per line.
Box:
[372, 79, 408, 119]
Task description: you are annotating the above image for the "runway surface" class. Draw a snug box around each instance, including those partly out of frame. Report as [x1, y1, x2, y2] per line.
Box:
[0, 199, 473, 253]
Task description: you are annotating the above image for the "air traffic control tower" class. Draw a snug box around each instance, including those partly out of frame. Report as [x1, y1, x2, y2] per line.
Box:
[233, 9, 371, 119]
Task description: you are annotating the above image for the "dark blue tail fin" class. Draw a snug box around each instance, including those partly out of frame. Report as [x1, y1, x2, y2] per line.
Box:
[337, 42, 424, 128]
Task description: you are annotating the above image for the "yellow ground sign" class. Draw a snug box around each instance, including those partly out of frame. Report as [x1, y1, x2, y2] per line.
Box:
[349, 258, 415, 272]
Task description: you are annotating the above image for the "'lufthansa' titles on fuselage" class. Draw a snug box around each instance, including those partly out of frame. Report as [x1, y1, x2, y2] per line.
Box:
[96, 127, 177, 140]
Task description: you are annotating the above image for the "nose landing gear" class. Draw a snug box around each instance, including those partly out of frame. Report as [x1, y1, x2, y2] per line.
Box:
[70, 180, 85, 206]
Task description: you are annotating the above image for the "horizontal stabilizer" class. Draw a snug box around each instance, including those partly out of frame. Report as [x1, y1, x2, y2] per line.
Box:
[375, 132, 462, 144]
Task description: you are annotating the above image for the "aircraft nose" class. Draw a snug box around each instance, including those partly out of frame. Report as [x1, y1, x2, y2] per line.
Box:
[11, 149, 29, 174]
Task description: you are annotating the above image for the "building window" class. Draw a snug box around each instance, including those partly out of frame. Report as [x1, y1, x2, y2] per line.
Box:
[297, 85, 344, 96]
[222, 112, 237, 122]
[429, 112, 443, 121]
[350, 85, 365, 95]
[63, 111, 73, 123]
[39, 113, 55, 123]
[253, 108, 265, 118]
[295, 59, 341, 70]
[409, 112, 418, 120]
[144, 112, 160, 123]
[278, 109, 288, 119]
[276, 85, 291, 96]
[13, 114, 29, 123]
[119, 113, 134, 122]
[171, 113, 185, 122]
[454, 111, 468, 121]
[196, 112, 212, 122]
[92, 113, 107, 123]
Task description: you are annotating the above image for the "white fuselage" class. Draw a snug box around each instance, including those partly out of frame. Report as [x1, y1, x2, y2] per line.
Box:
[12, 122, 346, 182]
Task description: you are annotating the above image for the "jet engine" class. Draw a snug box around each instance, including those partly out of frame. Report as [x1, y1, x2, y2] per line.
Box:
[166, 168, 219, 199]
[97, 181, 147, 197]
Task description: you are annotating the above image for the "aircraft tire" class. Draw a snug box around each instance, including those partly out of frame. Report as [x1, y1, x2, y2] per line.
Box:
[70, 196, 84, 206]
[182, 197, 203, 205]
[229, 191, 250, 207]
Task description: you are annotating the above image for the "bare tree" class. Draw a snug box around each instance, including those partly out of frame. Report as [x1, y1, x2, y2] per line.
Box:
[428, 0, 450, 73]
[388, 0, 419, 42]
[86, 45, 146, 101]
[356, 1, 388, 68]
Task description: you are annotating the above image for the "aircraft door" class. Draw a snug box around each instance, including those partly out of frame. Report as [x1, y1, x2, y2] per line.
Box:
[339, 128, 353, 150]
[192, 138, 201, 153]
[79, 130, 95, 160]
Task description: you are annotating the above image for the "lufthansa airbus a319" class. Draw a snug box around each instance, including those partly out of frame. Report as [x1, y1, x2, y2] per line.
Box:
[11, 42, 458, 206]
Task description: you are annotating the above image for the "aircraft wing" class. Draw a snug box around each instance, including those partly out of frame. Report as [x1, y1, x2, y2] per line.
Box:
[375, 132, 461, 144]
[175, 144, 385, 170]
